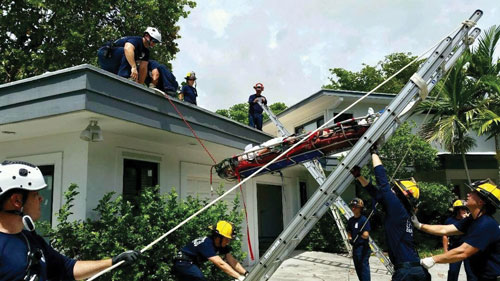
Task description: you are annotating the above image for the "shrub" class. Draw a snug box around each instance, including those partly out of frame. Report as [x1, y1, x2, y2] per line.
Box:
[38, 184, 244, 281]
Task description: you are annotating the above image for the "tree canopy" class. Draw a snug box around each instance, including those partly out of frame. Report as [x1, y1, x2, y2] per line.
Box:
[0, 0, 196, 83]
[324, 52, 422, 93]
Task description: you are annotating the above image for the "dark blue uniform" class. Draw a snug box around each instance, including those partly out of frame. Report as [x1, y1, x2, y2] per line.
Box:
[181, 85, 198, 105]
[147, 60, 179, 95]
[453, 214, 500, 280]
[173, 236, 231, 280]
[248, 94, 266, 130]
[365, 165, 430, 281]
[97, 36, 149, 78]
[347, 215, 371, 281]
[445, 216, 477, 281]
[0, 230, 76, 281]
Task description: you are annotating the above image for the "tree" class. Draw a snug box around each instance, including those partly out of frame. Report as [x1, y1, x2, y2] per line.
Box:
[379, 121, 439, 179]
[467, 25, 500, 183]
[324, 52, 422, 93]
[417, 54, 480, 184]
[263, 102, 287, 122]
[216, 102, 288, 125]
[0, 0, 196, 83]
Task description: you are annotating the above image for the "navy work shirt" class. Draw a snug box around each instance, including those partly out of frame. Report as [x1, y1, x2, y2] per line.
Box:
[181, 236, 231, 264]
[453, 214, 500, 279]
[0, 230, 76, 281]
[181, 85, 198, 105]
[113, 36, 149, 61]
[347, 215, 371, 247]
[248, 94, 267, 115]
[147, 60, 179, 92]
[444, 216, 464, 250]
[365, 165, 420, 265]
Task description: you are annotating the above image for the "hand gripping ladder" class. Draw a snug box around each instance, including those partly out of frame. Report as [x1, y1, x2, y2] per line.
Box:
[247, 10, 482, 280]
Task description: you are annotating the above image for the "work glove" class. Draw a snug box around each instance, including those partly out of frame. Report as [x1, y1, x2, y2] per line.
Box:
[411, 215, 422, 230]
[112, 250, 140, 266]
[369, 143, 378, 155]
[350, 165, 361, 178]
[420, 257, 436, 269]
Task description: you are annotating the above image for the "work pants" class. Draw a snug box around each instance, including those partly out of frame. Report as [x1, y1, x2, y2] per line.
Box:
[392, 265, 431, 281]
[97, 47, 132, 78]
[448, 259, 477, 281]
[172, 260, 207, 281]
[352, 244, 371, 281]
[249, 113, 263, 130]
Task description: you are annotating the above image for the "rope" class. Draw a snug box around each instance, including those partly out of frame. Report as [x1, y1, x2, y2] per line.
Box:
[156, 89, 218, 165]
[87, 22, 466, 281]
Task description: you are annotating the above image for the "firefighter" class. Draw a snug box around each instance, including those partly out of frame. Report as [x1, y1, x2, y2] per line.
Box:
[412, 179, 500, 281]
[347, 197, 371, 281]
[180, 72, 198, 105]
[442, 200, 477, 281]
[97, 27, 161, 83]
[172, 220, 248, 280]
[350, 148, 430, 281]
[0, 160, 139, 281]
[248, 83, 267, 130]
[146, 60, 179, 97]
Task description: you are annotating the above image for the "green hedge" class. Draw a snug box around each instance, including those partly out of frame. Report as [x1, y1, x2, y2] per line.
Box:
[38, 184, 244, 281]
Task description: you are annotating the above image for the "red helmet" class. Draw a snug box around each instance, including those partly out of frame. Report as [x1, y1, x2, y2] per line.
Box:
[253, 83, 264, 91]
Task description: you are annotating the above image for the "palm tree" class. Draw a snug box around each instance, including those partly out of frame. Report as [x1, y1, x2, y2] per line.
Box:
[418, 53, 480, 184]
[467, 25, 500, 183]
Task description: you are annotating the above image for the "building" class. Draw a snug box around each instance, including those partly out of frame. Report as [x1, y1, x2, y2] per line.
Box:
[0, 65, 329, 266]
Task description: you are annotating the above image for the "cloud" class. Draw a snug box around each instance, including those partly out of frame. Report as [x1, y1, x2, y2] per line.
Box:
[172, 0, 498, 111]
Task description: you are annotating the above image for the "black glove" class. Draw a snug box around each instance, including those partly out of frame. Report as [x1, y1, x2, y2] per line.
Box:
[112, 250, 140, 266]
[350, 165, 361, 178]
[369, 143, 378, 155]
[348, 238, 355, 246]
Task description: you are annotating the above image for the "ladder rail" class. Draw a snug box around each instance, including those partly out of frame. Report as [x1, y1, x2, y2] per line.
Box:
[247, 11, 482, 280]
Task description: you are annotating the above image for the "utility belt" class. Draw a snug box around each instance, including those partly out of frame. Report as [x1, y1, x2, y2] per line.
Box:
[394, 261, 422, 270]
[101, 40, 118, 59]
[173, 251, 195, 264]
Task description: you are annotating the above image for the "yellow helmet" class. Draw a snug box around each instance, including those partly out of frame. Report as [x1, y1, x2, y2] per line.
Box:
[393, 177, 420, 209]
[349, 197, 364, 208]
[185, 71, 196, 80]
[211, 220, 234, 239]
[452, 199, 466, 208]
[467, 179, 500, 209]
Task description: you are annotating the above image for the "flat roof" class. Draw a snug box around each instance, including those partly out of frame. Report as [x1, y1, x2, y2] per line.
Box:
[265, 88, 395, 124]
[0, 64, 271, 149]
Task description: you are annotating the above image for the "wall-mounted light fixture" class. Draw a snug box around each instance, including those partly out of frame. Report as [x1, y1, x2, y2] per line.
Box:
[80, 120, 103, 142]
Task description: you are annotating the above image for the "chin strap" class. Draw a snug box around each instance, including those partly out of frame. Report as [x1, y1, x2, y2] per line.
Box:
[2, 208, 36, 232]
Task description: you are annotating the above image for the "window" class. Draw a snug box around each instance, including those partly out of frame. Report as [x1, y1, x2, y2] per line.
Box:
[333, 112, 354, 123]
[295, 117, 325, 134]
[38, 165, 54, 224]
[299, 182, 308, 207]
[123, 159, 158, 204]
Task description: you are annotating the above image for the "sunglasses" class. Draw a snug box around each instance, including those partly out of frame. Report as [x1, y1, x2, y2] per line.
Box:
[151, 39, 160, 44]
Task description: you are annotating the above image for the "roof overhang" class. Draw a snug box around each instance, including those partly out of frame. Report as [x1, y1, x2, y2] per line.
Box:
[0, 65, 271, 149]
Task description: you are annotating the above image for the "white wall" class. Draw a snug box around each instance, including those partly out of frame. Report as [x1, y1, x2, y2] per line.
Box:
[0, 132, 89, 223]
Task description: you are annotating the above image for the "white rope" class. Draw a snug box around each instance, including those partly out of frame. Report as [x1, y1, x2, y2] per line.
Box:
[87, 22, 466, 281]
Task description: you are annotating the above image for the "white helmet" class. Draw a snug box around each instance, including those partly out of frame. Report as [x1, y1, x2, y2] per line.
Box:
[145, 27, 162, 43]
[0, 160, 47, 197]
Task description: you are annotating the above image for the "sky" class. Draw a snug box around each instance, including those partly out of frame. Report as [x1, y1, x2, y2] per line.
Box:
[171, 0, 499, 112]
